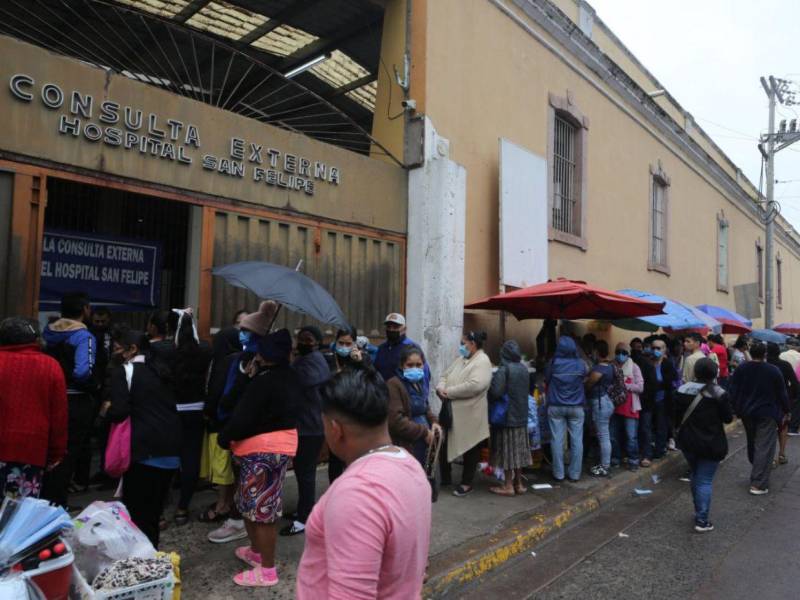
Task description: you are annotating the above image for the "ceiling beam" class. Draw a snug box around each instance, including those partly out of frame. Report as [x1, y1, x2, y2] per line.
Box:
[326, 73, 377, 98]
[275, 16, 382, 74]
[237, 0, 326, 46]
[174, 0, 210, 23]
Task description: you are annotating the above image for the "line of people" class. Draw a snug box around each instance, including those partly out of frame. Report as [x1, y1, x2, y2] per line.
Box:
[6, 291, 800, 593]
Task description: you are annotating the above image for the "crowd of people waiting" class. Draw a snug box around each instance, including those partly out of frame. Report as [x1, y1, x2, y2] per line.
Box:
[2, 291, 799, 594]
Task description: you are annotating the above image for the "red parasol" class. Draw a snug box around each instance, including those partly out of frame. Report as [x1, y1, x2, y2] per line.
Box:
[774, 323, 800, 335]
[465, 278, 665, 321]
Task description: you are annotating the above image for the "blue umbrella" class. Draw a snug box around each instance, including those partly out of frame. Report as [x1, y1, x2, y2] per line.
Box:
[750, 328, 788, 344]
[674, 302, 722, 334]
[212, 261, 350, 330]
[696, 304, 752, 328]
[613, 289, 707, 332]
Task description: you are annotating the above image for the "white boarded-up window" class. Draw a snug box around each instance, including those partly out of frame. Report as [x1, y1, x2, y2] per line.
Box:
[499, 139, 548, 289]
[648, 161, 671, 275]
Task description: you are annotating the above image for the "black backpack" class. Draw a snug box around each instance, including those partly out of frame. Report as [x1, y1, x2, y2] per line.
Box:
[45, 339, 97, 393]
[45, 340, 77, 386]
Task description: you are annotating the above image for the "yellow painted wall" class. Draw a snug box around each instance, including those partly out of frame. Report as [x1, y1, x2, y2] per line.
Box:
[419, 0, 800, 355]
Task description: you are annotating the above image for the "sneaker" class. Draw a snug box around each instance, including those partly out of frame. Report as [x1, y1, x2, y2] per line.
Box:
[640, 459, 652, 468]
[208, 519, 248, 544]
[787, 430, 800, 437]
[749, 486, 769, 496]
[694, 521, 714, 533]
[668, 439, 677, 451]
[679, 471, 691, 483]
[279, 521, 306, 536]
[590, 465, 609, 477]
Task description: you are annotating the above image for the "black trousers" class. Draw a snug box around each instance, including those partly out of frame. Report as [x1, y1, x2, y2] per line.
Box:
[177, 411, 205, 511]
[439, 435, 482, 487]
[294, 435, 324, 523]
[123, 462, 176, 548]
[41, 393, 94, 507]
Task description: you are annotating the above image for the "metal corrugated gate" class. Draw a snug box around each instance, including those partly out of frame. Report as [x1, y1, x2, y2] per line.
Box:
[211, 210, 404, 337]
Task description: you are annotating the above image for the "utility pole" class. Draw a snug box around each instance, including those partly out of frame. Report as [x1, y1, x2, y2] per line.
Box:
[759, 75, 799, 328]
[761, 76, 777, 329]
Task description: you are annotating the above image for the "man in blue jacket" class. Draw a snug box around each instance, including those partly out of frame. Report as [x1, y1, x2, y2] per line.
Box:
[373, 313, 430, 384]
[41, 291, 97, 507]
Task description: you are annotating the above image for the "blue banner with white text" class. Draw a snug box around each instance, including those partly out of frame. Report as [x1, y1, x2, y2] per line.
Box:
[39, 229, 162, 311]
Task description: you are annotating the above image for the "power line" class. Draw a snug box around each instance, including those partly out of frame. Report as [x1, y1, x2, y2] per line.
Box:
[695, 116, 757, 139]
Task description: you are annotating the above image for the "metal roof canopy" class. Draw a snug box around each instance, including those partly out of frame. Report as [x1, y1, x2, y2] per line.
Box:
[0, 0, 400, 163]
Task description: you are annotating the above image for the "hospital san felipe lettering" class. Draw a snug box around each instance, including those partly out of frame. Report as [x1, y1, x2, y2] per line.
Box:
[9, 73, 342, 196]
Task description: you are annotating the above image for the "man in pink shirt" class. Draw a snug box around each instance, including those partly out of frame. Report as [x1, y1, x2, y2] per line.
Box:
[297, 369, 431, 600]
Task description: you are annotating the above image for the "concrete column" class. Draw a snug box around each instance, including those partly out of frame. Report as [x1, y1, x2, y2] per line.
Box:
[406, 117, 466, 412]
[184, 204, 202, 311]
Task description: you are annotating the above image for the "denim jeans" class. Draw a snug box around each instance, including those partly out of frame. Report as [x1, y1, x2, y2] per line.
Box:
[548, 405, 585, 480]
[682, 451, 719, 524]
[591, 395, 615, 468]
[610, 414, 639, 466]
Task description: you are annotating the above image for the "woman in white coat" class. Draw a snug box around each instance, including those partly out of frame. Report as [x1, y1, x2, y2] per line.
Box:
[436, 331, 492, 497]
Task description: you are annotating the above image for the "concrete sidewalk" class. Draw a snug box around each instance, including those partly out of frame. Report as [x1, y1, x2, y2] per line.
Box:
[70, 443, 691, 599]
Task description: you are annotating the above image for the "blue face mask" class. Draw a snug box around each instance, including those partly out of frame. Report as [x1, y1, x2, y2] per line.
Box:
[459, 344, 471, 358]
[653, 349, 663, 359]
[239, 330, 251, 348]
[403, 367, 425, 382]
[335, 345, 352, 358]
[615, 353, 628, 364]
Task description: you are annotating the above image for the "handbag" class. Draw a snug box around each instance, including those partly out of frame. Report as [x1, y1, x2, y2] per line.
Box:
[438, 398, 453, 430]
[607, 364, 628, 407]
[489, 394, 509, 426]
[105, 363, 133, 478]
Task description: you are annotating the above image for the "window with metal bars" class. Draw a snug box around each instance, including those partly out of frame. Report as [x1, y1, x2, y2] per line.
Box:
[552, 115, 578, 235]
[650, 178, 667, 267]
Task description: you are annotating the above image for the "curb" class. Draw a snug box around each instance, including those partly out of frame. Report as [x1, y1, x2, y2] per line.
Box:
[424, 421, 744, 598]
[423, 446, 686, 598]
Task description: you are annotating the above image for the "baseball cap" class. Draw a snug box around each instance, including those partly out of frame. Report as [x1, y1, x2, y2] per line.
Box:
[384, 313, 406, 326]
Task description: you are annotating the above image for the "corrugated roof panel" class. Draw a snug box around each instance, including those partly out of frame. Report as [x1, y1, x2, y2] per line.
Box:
[311, 49, 370, 89]
[186, 1, 269, 40]
[346, 80, 377, 111]
[251, 24, 317, 56]
[113, 0, 189, 17]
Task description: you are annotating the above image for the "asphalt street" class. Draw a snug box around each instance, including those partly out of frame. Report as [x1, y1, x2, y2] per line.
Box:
[460, 426, 800, 600]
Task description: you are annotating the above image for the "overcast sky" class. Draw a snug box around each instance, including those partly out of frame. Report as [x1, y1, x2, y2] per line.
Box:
[589, 0, 800, 229]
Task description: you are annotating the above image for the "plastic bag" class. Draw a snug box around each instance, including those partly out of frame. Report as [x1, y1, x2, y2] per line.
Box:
[68, 501, 155, 582]
[527, 394, 542, 450]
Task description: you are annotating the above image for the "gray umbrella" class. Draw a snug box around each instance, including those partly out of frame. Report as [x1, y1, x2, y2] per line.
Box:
[212, 261, 349, 330]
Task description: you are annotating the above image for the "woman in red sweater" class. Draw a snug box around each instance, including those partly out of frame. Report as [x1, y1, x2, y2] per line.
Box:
[0, 317, 67, 499]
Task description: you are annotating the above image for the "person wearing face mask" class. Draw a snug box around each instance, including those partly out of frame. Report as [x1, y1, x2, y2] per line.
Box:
[107, 329, 181, 548]
[331, 327, 373, 373]
[327, 327, 374, 482]
[374, 313, 430, 385]
[649, 338, 678, 460]
[386, 346, 438, 465]
[610, 343, 644, 471]
[437, 331, 492, 497]
[631, 337, 658, 467]
[280, 326, 331, 537]
[206, 300, 277, 544]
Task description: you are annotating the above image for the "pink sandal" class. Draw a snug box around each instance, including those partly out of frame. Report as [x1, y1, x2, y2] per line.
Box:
[233, 566, 279, 587]
[234, 546, 261, 568]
